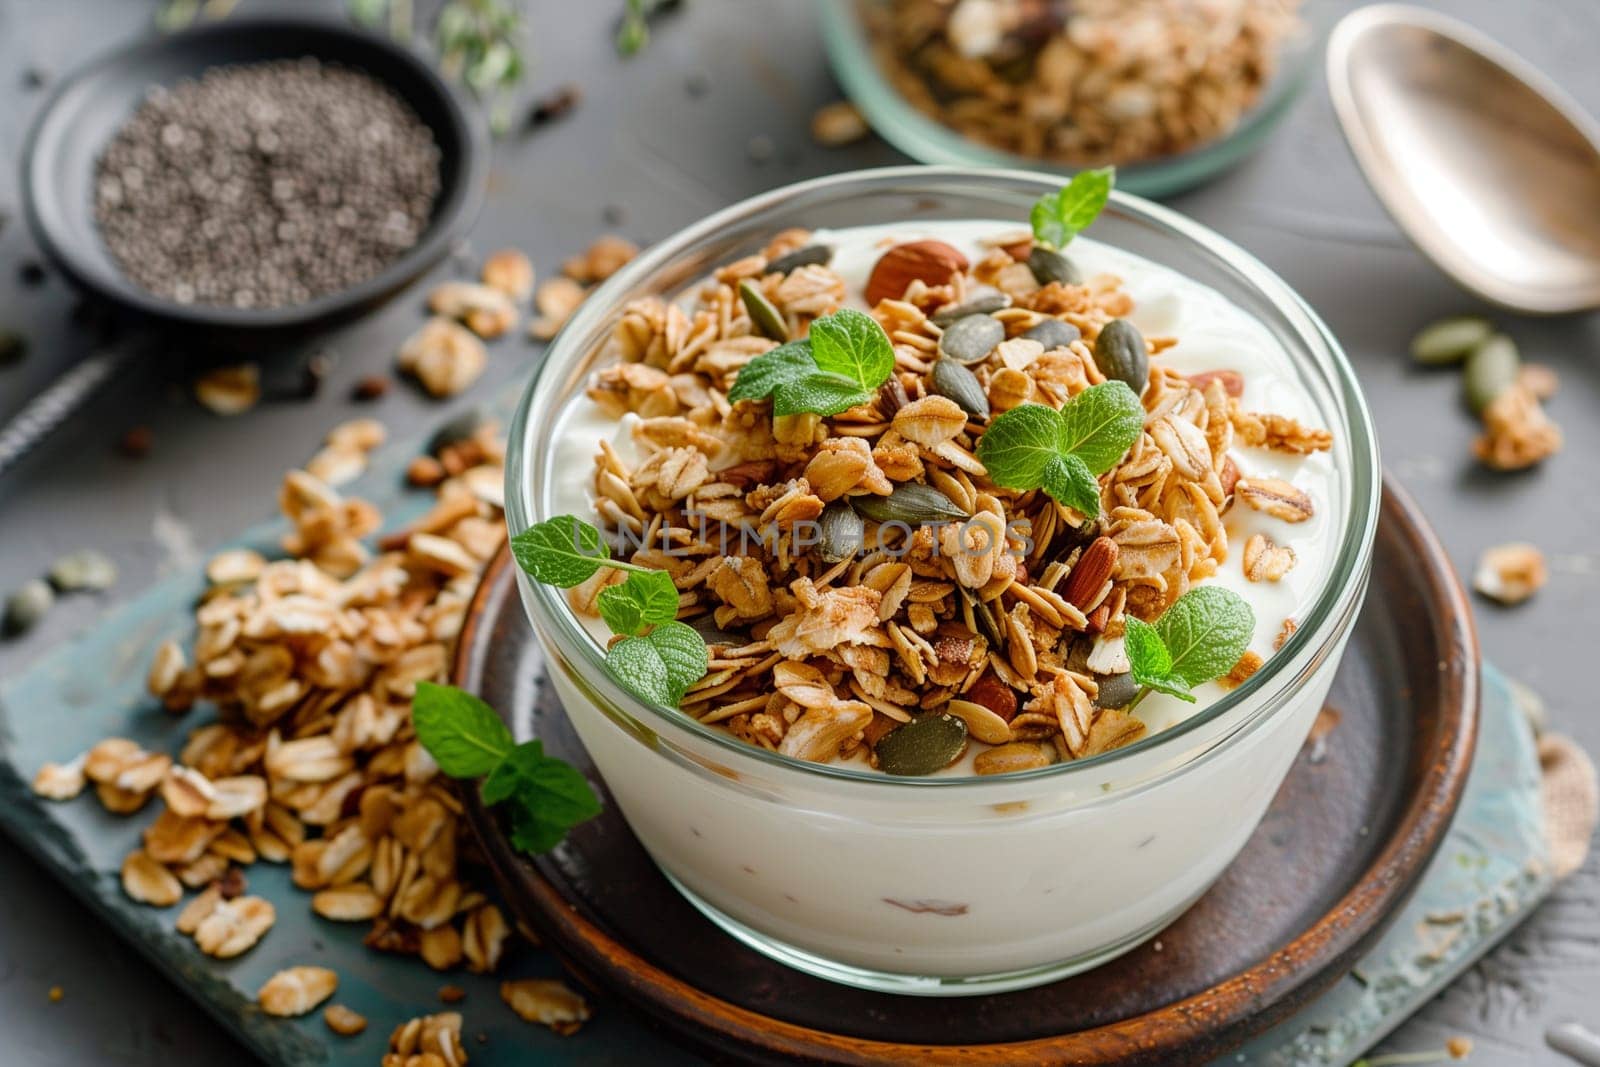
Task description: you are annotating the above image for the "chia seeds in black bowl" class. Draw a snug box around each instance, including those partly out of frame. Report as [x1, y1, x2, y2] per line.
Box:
[94, 58, 441, 311]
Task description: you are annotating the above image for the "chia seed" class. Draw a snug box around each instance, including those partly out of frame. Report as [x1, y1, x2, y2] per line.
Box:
[94, 58, 440, 311]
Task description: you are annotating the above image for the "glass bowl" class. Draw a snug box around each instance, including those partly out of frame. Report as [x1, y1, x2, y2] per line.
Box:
[506, 166, 1380, 995]
[818, 0, 1318, 199]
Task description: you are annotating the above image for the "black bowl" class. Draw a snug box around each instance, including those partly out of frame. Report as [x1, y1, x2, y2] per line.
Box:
[20, 15, 488, 341]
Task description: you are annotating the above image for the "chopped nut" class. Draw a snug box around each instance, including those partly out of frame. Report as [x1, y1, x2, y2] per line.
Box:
[482, 249, 535, 301]
[258, 966, 338, 1017]
[194, 363, 261, 416]
[1242, 533, 1296, 582]
[399, 317, 488, 398]
[1473, 542, 1546, 605]
[810, 101, 869, 147]
[1474, 382, 1562, 470]
[529, 277, 586, 341]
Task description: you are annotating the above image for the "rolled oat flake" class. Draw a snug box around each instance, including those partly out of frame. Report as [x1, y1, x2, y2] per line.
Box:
[94, 58, 440, 310]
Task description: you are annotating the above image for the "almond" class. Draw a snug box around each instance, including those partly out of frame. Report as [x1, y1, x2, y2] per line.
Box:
[865, 240, 969, 306]
[1060, 536, 1119, 611]
[964, 670, 1018, 723]
[1187, 369, 1244, 397]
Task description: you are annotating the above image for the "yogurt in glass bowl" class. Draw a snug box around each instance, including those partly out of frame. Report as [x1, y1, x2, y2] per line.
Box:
[505, 167, 1379, 995]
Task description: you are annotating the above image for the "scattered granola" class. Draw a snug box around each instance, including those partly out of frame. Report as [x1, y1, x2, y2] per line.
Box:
[501, 978, 591, 1036]
[32, 417, 529, 1000]
[399, 317, 488, 398]
[1474, 382, 1562, 471]
[384, 1011, 468, 1067]
[1473, 542, 1547, 606]
[861, 0, 1301, 166]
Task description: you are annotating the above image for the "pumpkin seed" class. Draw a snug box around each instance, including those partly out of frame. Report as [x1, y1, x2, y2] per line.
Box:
[48, 549, 118, 592]
[738, 280, 789, 342]
[1092, 672, 1140, 710]
[817, 502, 865, 563]
[931, 292, 1011, 326]
[851, 482, 969, 525]
[938, 314, 1005, 364]
[1410, 316, 1493, 365]
[1464, 333, 1520, 413]
[930, 358, 989, 418]
[874, 713, 969, 776]
[1093, 318, 1149, 393]
[944, 699, 1013, 745]
[959, 586, 1005, 650]
[1027, 246, 1082, 287]
[765, 244, 832, 276]
[3, 578, 53, 635]
[1023, 318, 1081, 350]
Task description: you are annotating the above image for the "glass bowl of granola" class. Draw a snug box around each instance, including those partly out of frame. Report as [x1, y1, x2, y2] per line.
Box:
[505, 166, 1379, 994]
[819, 0, 1314, 197]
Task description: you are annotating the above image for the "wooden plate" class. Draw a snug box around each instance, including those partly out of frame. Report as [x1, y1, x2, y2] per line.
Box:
[453, 480, 1478, 1065]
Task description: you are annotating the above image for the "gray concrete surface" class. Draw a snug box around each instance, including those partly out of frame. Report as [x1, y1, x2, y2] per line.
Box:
[1, 0, 1596, 1063]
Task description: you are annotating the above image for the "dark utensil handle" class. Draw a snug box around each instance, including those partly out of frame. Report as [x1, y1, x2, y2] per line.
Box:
[0, 347, 136, 479]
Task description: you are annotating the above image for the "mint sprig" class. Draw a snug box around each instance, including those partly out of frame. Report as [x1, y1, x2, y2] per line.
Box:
[1030, 167, 1115, 250]
[727, 308, 894, 417]
[510, 515, 709, 707]
[412, 682, 601, 856]
[1124, 587, 1256, 705]
[975, 381, 1144, 516]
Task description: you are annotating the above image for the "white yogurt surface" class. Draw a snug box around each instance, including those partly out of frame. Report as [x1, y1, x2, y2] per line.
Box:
[544, 221, 1341, 756]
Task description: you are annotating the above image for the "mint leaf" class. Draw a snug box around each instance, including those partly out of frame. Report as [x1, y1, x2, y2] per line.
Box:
[1030, 196, 1067, 251]
[1155, 586, 1255, 689]
[977, 396, 1128, 516]
[412, 682, 514, 777]
[976, 404, 1064, 490]
[1125, 617, 1194, 702]
[809, 308, 894, 390]
[603, 619, 709, 706]
[726, 339, 814, 405]
[1031, 168, 1115, 250]
[1041, 453, 1101, 517]
[511, 515, 610, 587]
[1057, 167, 1115, 238]
[772, 372, 874, 417]
[481, 740, 601, 823]
[645, 621, 711, 702]
[605, 635, 675, 705]
[1056, 381, 1144, 474]
[597, 568, 680, 636]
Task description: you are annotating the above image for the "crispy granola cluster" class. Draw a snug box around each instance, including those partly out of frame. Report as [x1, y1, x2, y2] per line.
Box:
[862, 0, 1301, 166]
[577, 227, 1331, 772]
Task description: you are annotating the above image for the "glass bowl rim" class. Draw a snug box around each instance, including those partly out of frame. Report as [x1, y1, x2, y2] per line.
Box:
[506, 164, 1381, 790]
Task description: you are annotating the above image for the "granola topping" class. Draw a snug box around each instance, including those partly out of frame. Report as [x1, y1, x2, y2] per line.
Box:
[545, 220, 1339, 774]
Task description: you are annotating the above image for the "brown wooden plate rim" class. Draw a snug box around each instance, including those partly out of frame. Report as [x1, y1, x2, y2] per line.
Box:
[453, 477, 1480, 1065]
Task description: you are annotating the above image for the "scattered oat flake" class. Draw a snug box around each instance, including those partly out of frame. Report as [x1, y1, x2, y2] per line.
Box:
[323, 1003, 367, 1036]
[502, 978, 591, 1035]
[258, 965, 338, 1017]
[811, 100, 869, 146]
[48, 986, 64, 1003]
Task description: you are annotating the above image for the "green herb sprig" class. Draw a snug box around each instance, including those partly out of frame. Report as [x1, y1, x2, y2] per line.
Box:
[727, 308, 895, 417]
[510, 515, 710, 705]
[974, 382, 1144, 517]
[412, 682, 601, 855]
[1124, 587, 1255, 707]
[1030, 167, 1115, 251]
